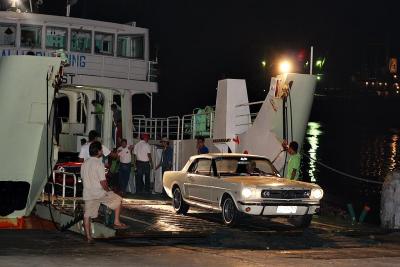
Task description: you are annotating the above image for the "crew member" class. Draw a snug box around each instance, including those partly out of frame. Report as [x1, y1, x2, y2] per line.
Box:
[155, 137, 173, 195]
[133, 133, 152, 193]
[79, 130, 110, 162]
[117, 138, 133, 196]
[283, 140, 301, 180]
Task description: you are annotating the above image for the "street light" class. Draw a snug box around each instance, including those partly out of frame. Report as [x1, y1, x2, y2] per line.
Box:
[279, 60, 292, 73]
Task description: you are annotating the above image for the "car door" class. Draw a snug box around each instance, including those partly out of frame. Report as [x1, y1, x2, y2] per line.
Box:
[187, 158, 212, 203]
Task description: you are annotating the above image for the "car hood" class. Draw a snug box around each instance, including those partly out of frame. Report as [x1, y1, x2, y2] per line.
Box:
[222, 176, 320, 189]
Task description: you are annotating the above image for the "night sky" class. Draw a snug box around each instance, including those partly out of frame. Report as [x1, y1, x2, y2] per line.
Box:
[1, 0, 399, 116]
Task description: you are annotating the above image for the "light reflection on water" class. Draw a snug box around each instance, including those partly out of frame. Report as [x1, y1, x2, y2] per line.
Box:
[303, 122, 400, 184]
[306, 122, 322, 182]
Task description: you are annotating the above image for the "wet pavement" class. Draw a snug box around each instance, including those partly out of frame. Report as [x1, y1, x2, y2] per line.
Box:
[1, 194, 400, 266]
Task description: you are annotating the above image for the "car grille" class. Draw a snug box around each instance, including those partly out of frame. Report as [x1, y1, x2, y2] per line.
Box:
[261, 189, 310, 199]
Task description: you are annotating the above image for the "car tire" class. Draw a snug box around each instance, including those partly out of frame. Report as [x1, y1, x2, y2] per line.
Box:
[222, 197, 239, 226]
[172, 187, 189, 215]
[290, 214, 313, 228]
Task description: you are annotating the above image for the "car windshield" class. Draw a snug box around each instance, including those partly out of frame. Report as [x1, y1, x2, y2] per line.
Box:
[215, 157, 279, 177]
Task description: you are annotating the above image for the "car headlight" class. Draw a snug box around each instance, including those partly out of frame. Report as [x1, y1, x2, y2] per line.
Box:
[310, 188, 324, 199]
[241, 187, 257, 198]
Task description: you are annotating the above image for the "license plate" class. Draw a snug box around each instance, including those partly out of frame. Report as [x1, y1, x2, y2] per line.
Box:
[276, 206, 297, 214]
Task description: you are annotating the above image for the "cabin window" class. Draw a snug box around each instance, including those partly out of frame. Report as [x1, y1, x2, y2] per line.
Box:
[95, 32, 114, 55]
[46, 26, 67, 49]
[117, 35, 144, 59]
[0, 23, 16, 46]
[20, 25, 42, 48]
[71, 29, 92, 53]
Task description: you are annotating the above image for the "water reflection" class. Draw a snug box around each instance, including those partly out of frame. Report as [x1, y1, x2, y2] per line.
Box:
[306, 122, 322, 182]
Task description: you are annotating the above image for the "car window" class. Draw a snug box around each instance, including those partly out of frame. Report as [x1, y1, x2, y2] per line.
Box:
[215, 157, 278, 176]
[194, 159, 212, 176]
[188, 160, 198, 174]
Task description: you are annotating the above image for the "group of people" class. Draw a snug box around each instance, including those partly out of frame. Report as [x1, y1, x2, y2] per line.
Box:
[79, 129, 175, 243]
[79, 129, 300, 243]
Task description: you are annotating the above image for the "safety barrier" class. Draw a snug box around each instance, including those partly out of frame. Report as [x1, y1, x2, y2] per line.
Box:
[133, 112, 214, 140]
[42, 170, 80, 210]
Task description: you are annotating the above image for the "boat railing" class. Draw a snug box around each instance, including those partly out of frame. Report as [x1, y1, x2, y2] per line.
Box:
[133, 112, 214, 141]
[147, 60, 158, 82]
[43, 170, 79, 210]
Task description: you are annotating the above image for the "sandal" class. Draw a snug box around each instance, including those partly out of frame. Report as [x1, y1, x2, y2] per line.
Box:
[113, 223, 129, 230]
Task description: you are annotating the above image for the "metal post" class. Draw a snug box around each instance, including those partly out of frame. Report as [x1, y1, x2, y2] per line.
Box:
[150, 93, 153, 118]
[66, 5, 71, 17]
[29, 0, 33, 12]
[310, 46, 314, 75]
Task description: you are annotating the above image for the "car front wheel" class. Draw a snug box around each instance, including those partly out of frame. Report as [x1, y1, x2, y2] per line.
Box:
[289, 214, 313, 228]
[172, 187, 189, 215]
[222, 197, 239, 226]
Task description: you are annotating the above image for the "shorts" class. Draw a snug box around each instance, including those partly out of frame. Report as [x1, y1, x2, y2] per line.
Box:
[84, 191, 122, 218]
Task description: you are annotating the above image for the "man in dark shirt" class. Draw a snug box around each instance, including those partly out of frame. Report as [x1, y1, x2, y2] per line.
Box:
[155, 137, 173, 195]
[196, 136, 209, 154]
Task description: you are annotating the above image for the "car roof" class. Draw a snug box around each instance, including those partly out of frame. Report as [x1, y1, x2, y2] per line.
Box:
[190, 153, 268, 160]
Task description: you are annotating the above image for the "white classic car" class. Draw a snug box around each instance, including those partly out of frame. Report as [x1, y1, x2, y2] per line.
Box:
[163, 153, 324, 227]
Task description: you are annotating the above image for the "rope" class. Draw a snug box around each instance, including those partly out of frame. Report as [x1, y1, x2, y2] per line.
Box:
[301, 152, 383, 185]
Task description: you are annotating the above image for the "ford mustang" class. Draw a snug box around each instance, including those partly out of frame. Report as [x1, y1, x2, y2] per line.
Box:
[163, 153, 323, 227]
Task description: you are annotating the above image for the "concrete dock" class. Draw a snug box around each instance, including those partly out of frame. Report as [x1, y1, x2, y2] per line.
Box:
[1, 194, 400, 266]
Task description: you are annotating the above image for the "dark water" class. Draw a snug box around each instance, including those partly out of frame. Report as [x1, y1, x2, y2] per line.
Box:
[301, 95, 400, 224]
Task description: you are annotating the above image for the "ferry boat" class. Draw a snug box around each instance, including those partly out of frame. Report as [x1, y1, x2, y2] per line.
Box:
[0, 9, 317, 220]
[0, 9, 157, 218]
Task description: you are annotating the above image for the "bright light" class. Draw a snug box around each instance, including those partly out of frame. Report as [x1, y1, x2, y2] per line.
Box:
[279, 60, 292, 73]
[316, 76, 321, 81]
[241, 188, 252, 198]
[11, 0, 20, 7]
[365, 82, 369, 86]
[261, 60, 266, 67]
[311, 188, 324, 199]
[394, 75, 398, 79]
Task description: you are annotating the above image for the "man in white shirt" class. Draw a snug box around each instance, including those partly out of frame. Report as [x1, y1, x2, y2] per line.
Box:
[117, 138, 133, 196]
[79, 130, 110, 162]
[133, 133, 152, 193]
[81, 141, 127, 243]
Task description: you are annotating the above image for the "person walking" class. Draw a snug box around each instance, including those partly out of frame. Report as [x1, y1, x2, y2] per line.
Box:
[81, 141, 127, 243]
[117, 138, 133, 196]
[133, 133, 152, 193]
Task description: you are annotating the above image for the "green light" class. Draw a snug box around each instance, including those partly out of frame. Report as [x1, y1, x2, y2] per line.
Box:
[316, 76, 321, 81]
[261, 60, 266, 67]
[315, 58, 326, 68]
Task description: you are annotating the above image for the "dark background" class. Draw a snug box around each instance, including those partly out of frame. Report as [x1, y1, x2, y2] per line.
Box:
[2, 0, 399, 116]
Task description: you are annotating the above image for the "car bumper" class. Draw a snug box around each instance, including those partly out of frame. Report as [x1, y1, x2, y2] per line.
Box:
[237, 201, 320, 216]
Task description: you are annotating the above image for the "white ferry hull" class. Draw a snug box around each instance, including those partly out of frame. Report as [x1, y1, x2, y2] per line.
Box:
[0, 56, 61, 218]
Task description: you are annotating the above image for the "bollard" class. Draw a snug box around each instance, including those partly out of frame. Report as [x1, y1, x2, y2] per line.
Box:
[359, 205, 371, 223]
[381, 171, 400, 229]
[347, 203, 356, 225]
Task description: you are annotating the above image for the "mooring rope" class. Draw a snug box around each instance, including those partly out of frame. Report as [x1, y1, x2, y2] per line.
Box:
[301, 152, 383, 185]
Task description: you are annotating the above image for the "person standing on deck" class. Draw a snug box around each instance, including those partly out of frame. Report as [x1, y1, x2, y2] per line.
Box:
[117, 138, 133, 196]
[79, 130, 110, 162]
[111, 104, 122, 147]
[91, 100, 103, 135]
[283, 140, 301, 180]
[81, 141, 127, 243]
[155, 137, 173, 195]
[133, 133, 153, 193]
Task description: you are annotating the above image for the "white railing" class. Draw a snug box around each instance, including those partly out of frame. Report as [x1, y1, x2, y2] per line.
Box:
[43, 170, 79, 210]
[133, 112, 214, 141]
